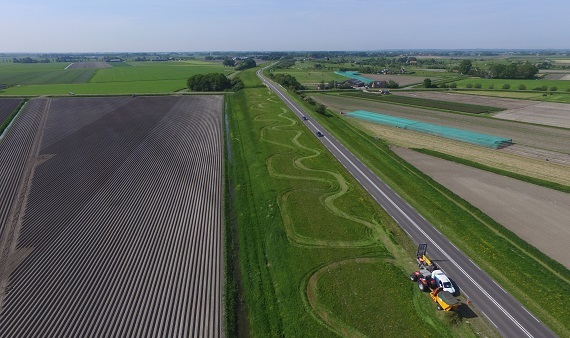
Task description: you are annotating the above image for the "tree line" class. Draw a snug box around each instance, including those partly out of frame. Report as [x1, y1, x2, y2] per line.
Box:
[268, 73, 305, 91]
[186, 73, 244, 92]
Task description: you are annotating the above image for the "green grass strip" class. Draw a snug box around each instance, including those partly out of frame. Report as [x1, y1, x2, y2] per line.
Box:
[339, 92, 503, 114]
[412, 148, 570, 193]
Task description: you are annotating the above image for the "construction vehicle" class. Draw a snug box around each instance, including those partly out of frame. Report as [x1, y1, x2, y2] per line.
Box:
[416, 243, 437, 272]
[410, 244, 460, 311]
[430, 287, 460, 311]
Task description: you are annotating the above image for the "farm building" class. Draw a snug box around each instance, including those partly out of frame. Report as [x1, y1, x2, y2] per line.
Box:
[371, 81, 388, 88]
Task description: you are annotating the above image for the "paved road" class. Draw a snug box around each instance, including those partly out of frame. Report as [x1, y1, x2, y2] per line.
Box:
[257, 70, 557, 338]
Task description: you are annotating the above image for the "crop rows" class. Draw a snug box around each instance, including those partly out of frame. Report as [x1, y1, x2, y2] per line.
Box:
[0, 99, 23, 126]
[339, 92, 503, 114]
[0, 96, 223, 337]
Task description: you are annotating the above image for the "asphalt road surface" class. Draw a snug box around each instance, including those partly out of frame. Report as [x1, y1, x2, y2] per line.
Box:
[257, 70, 557, 338]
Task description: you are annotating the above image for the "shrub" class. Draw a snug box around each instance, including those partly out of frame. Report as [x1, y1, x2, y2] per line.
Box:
[488, 84, 494, 89]
[443, 311, 462, 325]
[518, 84, 526, 90]
[502, 84, 510, 89]
[474, 83, 481, 89]
[565, 88, 570, 92]
[541, 85, 548, 91]
[449, 82, 457, 88]
[465, 83, 473, 88]
[549, 86, 558, 91]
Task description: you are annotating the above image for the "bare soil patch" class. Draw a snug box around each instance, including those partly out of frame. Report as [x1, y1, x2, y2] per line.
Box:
[394, 91, 533, 109]
[393, 147, 570, 269]
[493, 102, 570, 128]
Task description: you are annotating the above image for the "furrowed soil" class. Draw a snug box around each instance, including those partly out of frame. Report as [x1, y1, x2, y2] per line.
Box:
[393, 147, 570, 269]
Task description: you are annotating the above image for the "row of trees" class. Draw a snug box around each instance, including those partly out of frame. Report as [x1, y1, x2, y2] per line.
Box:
[458, 59, 539, 79]
[268, 73, 305, 91]
[186, 73, 244, 92]
[12, 57, 50, 63]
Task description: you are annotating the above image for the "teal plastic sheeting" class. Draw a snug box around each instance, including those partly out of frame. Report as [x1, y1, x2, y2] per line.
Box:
[347, 110, 512, 149]
[334, 71, 373, 85]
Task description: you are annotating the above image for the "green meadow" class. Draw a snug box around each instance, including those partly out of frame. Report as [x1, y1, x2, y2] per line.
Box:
[0, 60, 233, 95]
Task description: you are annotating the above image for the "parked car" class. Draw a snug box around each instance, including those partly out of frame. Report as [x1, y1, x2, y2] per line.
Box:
[431, 270, 456, 295]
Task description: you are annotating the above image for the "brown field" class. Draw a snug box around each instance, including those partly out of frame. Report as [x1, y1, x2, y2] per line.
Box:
[493, 102, 570, 128]
[0, 96, 223, 336]
[398, 91, 570, 128]
[362, 74, 432, 87]
[393, 91, 533, 109]
[543, 73, 567, 80]
[393, 147, 570, 269]
[313, 94, 570, 155]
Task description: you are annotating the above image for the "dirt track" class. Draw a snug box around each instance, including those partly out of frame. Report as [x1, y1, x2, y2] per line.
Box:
[393, 147, 570, 269]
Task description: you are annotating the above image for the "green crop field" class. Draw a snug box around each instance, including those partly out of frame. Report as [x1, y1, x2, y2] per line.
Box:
[0, 61, 233, 96]
[91, 61, 231, 83]
[224, 68, 489, 337]
[0, 62, 96, 85]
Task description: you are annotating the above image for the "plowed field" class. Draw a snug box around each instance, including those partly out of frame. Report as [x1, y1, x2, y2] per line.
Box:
[394, 148, 570, 269]
[0, 95, 223, 337]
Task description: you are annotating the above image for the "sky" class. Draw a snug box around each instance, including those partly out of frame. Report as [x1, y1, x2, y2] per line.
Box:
[2, 0, 569, 53]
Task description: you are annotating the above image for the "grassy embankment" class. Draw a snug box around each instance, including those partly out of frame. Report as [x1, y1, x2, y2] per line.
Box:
[0, 61, 232, 96]
[224, 68, 479, 337]
[297, 90, 570, 336]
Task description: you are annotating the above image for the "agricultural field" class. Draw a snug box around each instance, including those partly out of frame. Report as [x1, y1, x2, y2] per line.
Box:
[0, 62, 97, 86]
[225, 74, 488, 336]
[312, 93, 570, 156]
[394, 91, 570, 128]
[0, 98, 22, 127]
[455, 78, 570, 92]
[339, 92, 503, 114]
[363, 74, 434, 87]
[457, 90, 570, 103]
[394, 147, 570, 269]
[0, 95, 223, 336]
[297, 92, 569, 336]
[66, 62, 111, 69]
[0, 60, 233, 96]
